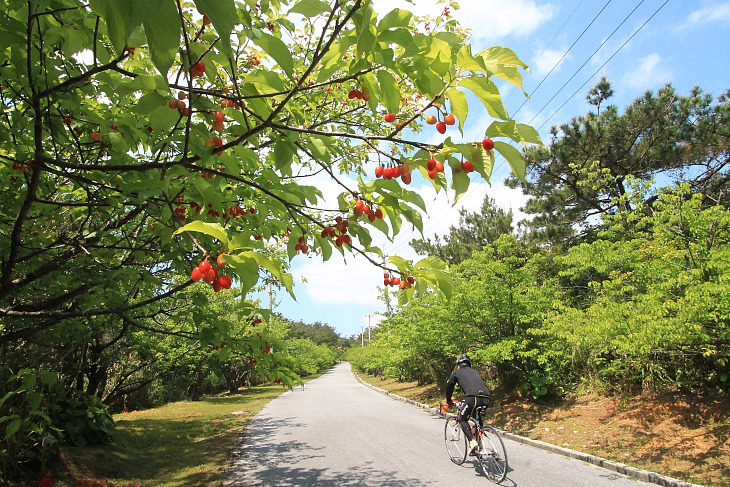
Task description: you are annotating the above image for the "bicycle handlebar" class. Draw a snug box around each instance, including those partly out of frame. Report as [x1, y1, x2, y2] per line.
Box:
[440, 401, 461, 415]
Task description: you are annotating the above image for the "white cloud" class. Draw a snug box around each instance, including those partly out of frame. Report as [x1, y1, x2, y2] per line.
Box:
[370, 0, 557, 43]
[531, 47, 570, 77]
[677, 2, 730, 30]
[620, 53, 671, 91]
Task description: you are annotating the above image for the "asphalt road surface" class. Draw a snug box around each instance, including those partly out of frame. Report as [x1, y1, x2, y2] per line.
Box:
[224, 362, 657, 486]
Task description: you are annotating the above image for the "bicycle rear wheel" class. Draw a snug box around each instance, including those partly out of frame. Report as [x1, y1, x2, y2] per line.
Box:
[477, 425, 508, 483]
[444, 416, 468, 465]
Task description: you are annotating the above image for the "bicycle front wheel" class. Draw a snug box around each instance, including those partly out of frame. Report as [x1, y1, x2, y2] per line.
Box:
[444, 416, 468, 465]
[478, 425, 508, 483]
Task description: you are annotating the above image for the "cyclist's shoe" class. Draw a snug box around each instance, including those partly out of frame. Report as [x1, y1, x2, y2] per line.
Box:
[469, 441, 479, 456]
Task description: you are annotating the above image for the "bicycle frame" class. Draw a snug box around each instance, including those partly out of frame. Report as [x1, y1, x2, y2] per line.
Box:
[441, 401, 509, 484]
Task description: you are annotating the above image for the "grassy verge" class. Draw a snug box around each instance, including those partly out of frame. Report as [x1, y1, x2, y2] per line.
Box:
[354, 370, 729, 487]
[46, 383, 288, 487]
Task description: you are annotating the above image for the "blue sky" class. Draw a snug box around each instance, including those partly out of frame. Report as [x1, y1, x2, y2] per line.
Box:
[256, 0, 730, 339]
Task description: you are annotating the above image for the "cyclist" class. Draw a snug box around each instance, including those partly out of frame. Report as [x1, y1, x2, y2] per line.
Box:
[446, 353, 491, 455]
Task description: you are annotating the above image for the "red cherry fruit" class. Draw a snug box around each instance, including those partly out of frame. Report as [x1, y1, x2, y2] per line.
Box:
[217, 253, 227, 267]
[368, 213, 376, 222]
[427, 158, 437, 171]
[198, 259, 212, 274]
[192, 61, 206, 77]
[428, 168, 438, 180]
[110, 124, 118, 130]
[218, 275, 232, 289]
[215, 111, 225, 123]
[212, 280, 223, 292]
[383, 167, 394, 180]
[461, 160, 475, 172]
[384, 113, 396, 123]
[436, 121, 446, 134]
[203, 267, 217, 283]
[169, 100, 179, 109]
[375, 208, 383, 219]
[375, 166, 384, 178]
[425, 114, 437, 125]
[178, 90, 186, 100]
[63, 117, 72, 125]
[444, 113, 456, 125]
[482, 138, 494, 151]
[191, 267, 203, 282]
[203, 14, 211, 26]
[347, 89, 361, 99]
[393, 165, 402, 178]
[435, 161, 445, 173]
[90, 132, 101, 141]
[407, 276, 415, 284]
[362, 204, 371, 215]
[360, 86, 370, 101]
[401, 173, 412, 185]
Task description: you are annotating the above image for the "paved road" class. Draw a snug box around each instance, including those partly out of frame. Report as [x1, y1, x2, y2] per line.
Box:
[224, 362, 657, 486]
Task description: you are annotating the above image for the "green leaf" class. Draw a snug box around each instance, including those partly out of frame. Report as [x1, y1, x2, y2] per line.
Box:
[148, 105, 181, 133]
[5, 419, 21, 439]
[239, 251, 295, 299]
[377, 8, 413, 30]
[477, 46, 529, 70]
[288, 0, 332, 17]
[142, 0, 180, 75]
[515, 123, 543, 145]
[493, 141, 526, 181]
[456, 44, 486, 74]
[250, 32, 294, 77]
[174, 221, 229, 248]
[446, 87, 468, 132]
[458, 76, 509, 120]
[274, 139, 296, 173]
[88, 0, 128, 54]
[486, 120, 518, 140]
[428, 37, 452, 77]
[193, 0, 239, 58]
[376, 70, 400, 113]
[245, 70, 287, 94]
[230, 256, 259, 295]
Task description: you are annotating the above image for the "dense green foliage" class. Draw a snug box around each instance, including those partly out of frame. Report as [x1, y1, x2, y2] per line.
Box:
[508, 77, 730, 248]
[0, 0, 534, 480]
[351, 83, 730, 401]
[410, 196, 514, 264]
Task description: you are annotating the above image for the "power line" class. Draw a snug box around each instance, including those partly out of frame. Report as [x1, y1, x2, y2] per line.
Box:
[512, 0, 614, 118]
[504, 0, 586, 104]
[538, 0, 670, 130]
[527, 0, 648, 126]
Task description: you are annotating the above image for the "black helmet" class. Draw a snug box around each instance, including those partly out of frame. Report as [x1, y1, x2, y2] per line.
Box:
[456, 354, 471, 367]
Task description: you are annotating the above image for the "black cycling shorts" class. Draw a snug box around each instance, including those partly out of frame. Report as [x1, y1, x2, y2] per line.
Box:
[458, 395, 490, 422]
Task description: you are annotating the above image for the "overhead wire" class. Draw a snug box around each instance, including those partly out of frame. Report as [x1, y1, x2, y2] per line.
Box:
[504, 0, 586, 104]
[512, 0, 614, 118]
[538, 0, 671, 130]
[527, 0, 649, 127]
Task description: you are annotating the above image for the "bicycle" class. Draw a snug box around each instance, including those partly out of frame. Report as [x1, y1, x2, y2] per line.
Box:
[441, 401, 508, 483]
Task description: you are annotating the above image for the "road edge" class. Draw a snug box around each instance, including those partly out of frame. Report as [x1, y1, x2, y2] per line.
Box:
[351, 368, 703, 487]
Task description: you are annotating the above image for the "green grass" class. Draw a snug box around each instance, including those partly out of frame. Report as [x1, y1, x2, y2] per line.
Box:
[53, 384, 287, 487]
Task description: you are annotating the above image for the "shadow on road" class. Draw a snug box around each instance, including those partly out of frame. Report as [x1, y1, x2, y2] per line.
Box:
[225, 414, 434, 486]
